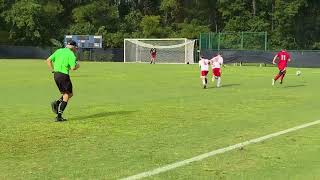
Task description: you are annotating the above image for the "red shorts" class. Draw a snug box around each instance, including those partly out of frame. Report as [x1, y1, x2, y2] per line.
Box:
[278, 65, 286, 71]
[201, 71, 209, 76]
[213, 68, 221, 77]
[151, 54, 157, 59]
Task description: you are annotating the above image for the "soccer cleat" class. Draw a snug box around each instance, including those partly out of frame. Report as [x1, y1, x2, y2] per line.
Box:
[203, 84, 207, 89]
[55, 116, 67, 122]
[51, 101, 58, 114]
[280, 81, 283, 84]
[272, 79, 275, 86]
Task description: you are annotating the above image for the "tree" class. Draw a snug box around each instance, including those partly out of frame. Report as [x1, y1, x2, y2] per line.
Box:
[3, 0, 43, 45]
[140, 15, 171, 38]
[175, 19, 210, 39]
[271, 0, 307, 49]
[69, 0, 119, 34]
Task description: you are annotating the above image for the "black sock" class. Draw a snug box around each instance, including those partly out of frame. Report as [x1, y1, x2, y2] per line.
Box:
[205, 78, 208, 84]
[56, 96, 63, 105]
[58, 101, 68, 117]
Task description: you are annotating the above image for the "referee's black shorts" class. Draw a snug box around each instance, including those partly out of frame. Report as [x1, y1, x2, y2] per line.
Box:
[54, 72, 73, 94]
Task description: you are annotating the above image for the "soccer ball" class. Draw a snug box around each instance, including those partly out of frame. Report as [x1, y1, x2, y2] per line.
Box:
[296, 70, 301, 76]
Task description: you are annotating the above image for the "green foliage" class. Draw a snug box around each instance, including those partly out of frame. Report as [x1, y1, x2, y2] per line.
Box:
[270, 0, 307, 49]
[120, 10, 143, 33]
[69, 22, 96, 35]
[0, 0, 318, 49]
[176, 19, 210, 39]
[140, 15, 170, 38]
[3, 0, 43, 45]
[71, 1, 119, 32]
[160, 0, 179, 24]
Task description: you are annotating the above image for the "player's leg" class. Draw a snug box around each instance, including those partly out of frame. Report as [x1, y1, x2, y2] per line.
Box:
[280, 70, 286, 84]
[274, 68, 284, 82]
[214, 68, 222, 87]
[52, 73, 63, 114]
[51, 95, 63, 114]
[274, 71, 282, 81]
[55, 74, 73, 121]
[200, 76, 206, 88]
[212, 69, 215, 82]
[57, 92, 72, 121]
[217, 77, 221, 87]
[201, 71, 208, 88]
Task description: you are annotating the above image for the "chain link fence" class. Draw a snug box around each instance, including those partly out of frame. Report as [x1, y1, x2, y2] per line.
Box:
[1, 45, 320, 68]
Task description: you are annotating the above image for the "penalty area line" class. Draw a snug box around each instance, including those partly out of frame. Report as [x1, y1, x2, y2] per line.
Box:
[121, 119, 320, 180]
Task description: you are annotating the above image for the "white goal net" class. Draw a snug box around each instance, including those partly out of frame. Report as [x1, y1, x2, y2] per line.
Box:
[124, 38, 195, 64]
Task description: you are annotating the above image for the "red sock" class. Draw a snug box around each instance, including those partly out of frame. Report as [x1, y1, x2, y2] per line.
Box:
[274, 74, 281, 81]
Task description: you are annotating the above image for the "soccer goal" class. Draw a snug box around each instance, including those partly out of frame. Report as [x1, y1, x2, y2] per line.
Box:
[124, 38, 195, 64]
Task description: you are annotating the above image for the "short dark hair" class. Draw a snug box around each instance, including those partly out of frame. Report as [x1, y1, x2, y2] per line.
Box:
[67, 40, 78, 47]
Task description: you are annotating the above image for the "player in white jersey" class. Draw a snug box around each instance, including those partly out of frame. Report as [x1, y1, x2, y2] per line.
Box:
[210, 53, 223, 87]
[199, 56, 210, 89]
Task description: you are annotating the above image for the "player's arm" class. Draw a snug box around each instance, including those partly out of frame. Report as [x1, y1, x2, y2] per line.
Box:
[71, 61, 80, 70]
[272, 55, 278, 65]
[46, 58, 54, 72]
[70, 56, 80, 71]
[46, 52, 56, 73]
[220, 57, 224, 65]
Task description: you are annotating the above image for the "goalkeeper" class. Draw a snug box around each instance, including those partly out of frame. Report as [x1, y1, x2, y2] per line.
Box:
[150, 48, 157, 64]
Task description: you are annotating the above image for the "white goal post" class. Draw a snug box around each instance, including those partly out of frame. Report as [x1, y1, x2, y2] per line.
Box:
[124, 38, 196, 64]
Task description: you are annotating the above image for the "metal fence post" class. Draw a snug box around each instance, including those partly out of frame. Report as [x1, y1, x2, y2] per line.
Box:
[218, 32, 221, 51]
[241, 32, 244, 49]
[264, 31, 268, 51]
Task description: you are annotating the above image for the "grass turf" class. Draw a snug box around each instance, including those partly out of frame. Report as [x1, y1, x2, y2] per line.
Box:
[0, 60, 319, 179]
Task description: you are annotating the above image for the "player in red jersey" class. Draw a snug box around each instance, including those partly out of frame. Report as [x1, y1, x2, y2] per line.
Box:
[272, 49, 291, 85]
[150, 48, 157, 64]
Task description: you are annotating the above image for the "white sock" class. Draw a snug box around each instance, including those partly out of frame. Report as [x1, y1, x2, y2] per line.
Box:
[202, 79, 206, 85]
[217, 77, 221, 87]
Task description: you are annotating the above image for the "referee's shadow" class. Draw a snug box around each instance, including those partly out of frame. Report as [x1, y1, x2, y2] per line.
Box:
[71, 110, 136, 121]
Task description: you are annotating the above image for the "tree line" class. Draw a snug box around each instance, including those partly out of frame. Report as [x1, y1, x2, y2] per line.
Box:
[0, 0, 319, 50]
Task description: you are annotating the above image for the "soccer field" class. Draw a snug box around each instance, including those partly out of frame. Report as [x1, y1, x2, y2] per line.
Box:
[0, 60, 320, 179]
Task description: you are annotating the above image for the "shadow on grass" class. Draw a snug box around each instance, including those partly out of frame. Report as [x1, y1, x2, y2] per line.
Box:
[222, 83, 241, 88]
[71, 110, 136, 121]
[284, 84, 306, 88]
[207, 83, 240, 89]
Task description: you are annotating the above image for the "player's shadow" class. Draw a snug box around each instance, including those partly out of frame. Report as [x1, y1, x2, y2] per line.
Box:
[284, 84, 306, 88]
[71, 110, 136, 121]
[222, 83, 241, 88]
[207, 83, 240, 89]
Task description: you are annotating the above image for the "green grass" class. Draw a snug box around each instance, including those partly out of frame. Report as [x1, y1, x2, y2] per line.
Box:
[0, 60, 319, 179]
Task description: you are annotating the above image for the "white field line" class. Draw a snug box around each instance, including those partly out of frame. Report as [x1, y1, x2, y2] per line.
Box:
[121, 119, 320, 180]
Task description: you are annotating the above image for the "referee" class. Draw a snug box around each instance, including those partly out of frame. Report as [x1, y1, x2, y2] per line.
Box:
[46, 40, 80, 121]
